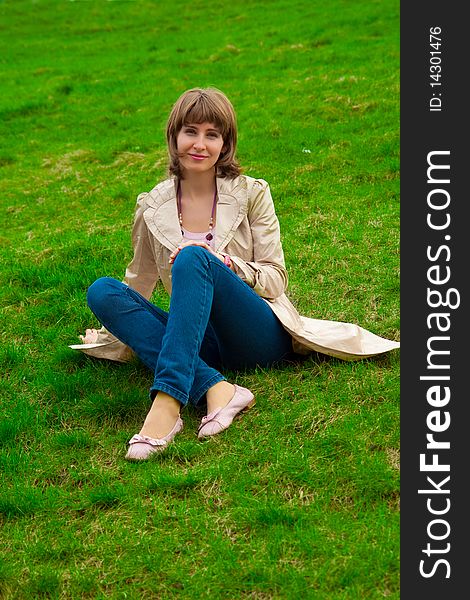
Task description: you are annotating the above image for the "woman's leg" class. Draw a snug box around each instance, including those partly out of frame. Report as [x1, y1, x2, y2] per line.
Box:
[152, 246, 294, 408]
[86, 250, 294, 455]
[87, 276, 227, 453]
[86, 277, 225, 408]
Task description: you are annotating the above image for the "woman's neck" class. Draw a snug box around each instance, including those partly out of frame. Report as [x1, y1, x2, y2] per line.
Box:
[179, 168, 216, 200]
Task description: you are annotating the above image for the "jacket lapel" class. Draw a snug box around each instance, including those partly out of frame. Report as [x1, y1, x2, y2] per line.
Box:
[142, 175, 250, 252]
[214, 176, 249, 252]
[143, 179, 181, 251]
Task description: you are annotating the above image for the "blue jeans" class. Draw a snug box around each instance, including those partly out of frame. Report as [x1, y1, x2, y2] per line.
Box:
[87, 246, 295, 407]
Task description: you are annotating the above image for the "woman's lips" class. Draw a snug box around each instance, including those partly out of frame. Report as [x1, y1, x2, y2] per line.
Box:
[189, 154, 207, 160]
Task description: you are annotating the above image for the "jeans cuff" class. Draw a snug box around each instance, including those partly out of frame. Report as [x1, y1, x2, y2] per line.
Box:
[149, 382, 188, 406]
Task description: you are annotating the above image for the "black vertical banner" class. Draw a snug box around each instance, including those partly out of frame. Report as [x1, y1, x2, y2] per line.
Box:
[401, 3, 467, 598]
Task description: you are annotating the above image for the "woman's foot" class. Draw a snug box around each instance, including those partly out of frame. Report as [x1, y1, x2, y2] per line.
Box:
[140, 392, 181, 439]
[206, 381, 236, 413]
[125, 392, 183, 461]
[126, 418, 183, 460]
[198, 384, 255, 438]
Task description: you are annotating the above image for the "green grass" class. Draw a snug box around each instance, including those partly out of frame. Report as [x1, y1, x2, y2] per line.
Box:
[0, 0, 399, 598]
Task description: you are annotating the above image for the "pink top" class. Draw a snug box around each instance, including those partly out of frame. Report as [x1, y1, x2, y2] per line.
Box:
[181, 227, 216, 249]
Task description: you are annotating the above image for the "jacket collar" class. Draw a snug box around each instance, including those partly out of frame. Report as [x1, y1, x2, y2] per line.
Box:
[142, 176, 249, 252]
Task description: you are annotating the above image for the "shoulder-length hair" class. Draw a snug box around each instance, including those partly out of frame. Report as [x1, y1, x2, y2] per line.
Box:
[166, 87, 242, 180]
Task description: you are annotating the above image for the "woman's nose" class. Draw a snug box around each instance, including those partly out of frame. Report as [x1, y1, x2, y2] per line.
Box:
[193, 135, 206, 150]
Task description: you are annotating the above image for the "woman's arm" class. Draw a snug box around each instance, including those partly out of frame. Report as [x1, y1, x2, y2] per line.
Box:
[230, 179, 288, 300]
[122, 192, 160, 299]
[75, 193, 160, 359]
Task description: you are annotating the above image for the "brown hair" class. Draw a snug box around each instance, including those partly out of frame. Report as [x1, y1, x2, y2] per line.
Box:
[166, 87, 241, 179]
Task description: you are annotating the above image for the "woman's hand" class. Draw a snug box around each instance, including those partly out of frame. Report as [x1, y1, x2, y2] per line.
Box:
[169, 240, 224, 264]
[79, 328, 100, 344]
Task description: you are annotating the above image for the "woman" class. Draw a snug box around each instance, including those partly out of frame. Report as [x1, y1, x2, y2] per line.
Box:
[73, 87, 399, 461]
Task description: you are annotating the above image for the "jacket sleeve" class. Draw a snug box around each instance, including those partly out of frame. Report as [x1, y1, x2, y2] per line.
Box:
[71, 193, 159, 363]
[229, 179, 288, 300]
[122, 192, 160, 299]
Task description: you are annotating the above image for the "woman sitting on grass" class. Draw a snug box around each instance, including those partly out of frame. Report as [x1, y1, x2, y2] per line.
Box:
[75, 87, 399, 461]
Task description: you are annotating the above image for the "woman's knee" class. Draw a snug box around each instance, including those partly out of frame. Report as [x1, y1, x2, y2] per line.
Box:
[172, 245, 209, 272]
[87, 277, 122, 313]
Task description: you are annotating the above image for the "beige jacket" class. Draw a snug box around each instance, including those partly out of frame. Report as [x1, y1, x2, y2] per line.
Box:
[70, 175, 400, 362]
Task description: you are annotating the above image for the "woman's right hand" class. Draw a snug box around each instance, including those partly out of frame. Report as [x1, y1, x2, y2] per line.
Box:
[79, 328, 100, 344]
[169, 240, 224, 265]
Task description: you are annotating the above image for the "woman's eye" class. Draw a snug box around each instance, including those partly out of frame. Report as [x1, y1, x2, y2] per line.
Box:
[183, 128, 219, 138]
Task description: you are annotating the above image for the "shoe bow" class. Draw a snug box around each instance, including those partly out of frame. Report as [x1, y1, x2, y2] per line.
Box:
[128, 434, 167, 447]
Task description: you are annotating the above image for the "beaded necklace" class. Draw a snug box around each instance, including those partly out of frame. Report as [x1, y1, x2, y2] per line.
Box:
[176, 179, 217, 242]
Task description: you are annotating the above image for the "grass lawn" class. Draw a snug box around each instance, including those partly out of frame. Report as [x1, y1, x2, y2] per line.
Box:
[0, 0, 400, 598]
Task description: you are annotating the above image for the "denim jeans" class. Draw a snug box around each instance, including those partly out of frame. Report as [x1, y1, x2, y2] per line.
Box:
[87, 246, 295, 407]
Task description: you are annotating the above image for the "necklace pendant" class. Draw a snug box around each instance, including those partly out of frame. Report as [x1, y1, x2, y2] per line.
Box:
[205, 233, 213, 241]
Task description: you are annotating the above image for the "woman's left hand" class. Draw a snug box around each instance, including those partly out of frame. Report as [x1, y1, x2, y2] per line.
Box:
[169, 240, 224, 264]
[79, 328, 100, 344]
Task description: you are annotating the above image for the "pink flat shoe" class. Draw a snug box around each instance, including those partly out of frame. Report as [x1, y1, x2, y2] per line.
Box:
[125, 417, 184, 461]
[198, 385, 255, 439]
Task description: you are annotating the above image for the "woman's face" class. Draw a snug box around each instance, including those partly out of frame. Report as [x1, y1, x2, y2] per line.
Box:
[176, 122, 225, 174]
